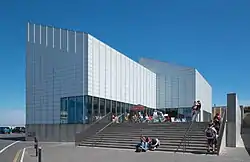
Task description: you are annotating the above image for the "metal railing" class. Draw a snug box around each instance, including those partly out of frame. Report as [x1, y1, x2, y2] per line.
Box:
[216, 109, 227, 155]
[75, 112, 112, 146]
[93, 113, 125, 147]
[175, 120, 194, 153]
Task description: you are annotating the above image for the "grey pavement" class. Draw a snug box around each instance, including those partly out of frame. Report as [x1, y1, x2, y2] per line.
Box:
[0, 139, 31, 162]
[24, 144, 250, 162]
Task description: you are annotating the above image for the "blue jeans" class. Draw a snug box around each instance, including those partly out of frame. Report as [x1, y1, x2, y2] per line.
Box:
[136, 142, 149, 151]
[192, 110, 200, 122]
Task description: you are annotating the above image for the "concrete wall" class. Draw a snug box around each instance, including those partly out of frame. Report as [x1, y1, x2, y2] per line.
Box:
[26, 23, 86, 124]
[26, 124, 88, 142]
[139, 58, 196, 109]
[226, 93, 244, 147]
[87, 36, 156, 108]
[195, 70, 212, 121]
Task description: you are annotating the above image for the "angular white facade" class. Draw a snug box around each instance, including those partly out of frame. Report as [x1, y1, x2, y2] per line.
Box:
[87, 35, 156, 108]
[195, 70, 212, 121]
[26, 23, 156, 125]
[139, 58, 212, 122]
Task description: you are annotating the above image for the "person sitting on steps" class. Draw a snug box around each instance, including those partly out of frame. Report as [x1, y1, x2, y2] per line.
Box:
[149, 138, 160, 151]
[135, 135, 151, 152]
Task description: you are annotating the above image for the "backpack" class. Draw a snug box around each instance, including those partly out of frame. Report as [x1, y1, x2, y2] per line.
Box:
[206, 128, 215, 138]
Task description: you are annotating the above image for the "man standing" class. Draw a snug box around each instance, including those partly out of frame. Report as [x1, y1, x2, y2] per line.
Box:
[192, 100, 201, 122]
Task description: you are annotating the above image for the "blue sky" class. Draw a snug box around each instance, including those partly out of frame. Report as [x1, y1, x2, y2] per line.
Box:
[0, 0, 249, 125]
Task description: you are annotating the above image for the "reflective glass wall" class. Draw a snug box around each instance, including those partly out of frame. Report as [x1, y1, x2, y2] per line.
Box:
[60, 96, 84, 124]
[84, 95, 136, 123]
[60, 95, 153, 124]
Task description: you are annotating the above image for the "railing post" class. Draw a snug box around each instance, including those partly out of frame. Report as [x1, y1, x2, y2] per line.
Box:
[38, 147, 42, 162]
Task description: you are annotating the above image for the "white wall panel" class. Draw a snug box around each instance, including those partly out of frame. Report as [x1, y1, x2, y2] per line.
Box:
[86, 35, 156, 108]
[120, 55, 125, 101]
[125, 57, 129, 103]
[87, 36, 93, 96]
[129, 60, 134, 103]
[99, 42, 106, 98]
[195, 70, 212, 121]
[105, 46, 111, 99]
[111, 49, 117, 100]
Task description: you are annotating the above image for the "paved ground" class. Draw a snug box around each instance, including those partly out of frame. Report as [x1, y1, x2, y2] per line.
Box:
[23, 144, 250, 162]
[0, 139, 31, 162]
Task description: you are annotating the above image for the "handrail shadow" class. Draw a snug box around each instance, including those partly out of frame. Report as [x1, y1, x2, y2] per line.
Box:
[75, 112, 112, 146]
[175, 120, 194, 153]
[93, 113, 125, 147]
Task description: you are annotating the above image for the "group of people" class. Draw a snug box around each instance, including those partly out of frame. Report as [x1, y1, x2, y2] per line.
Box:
[205, 113, 221, 152]
[135, 136, 160, 152]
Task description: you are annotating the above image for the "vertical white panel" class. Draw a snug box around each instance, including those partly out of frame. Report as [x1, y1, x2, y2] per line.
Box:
[105, 46, 111, 99]
[134, 62, 137, 104]
[120, 55, 125, 101]
[111, 49, 117, 100]
[125, 57, 130, 103]
[141, 67, 144, 105]
[99, 42, 106, 98]
[116, 51, 121, 101]
[87, 36, 93, 95]
[145, 70, 148, 107]
[95, 39, 100, 96]
[129, 60, 133, 104]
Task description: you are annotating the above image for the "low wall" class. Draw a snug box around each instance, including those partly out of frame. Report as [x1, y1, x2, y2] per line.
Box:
[26, 124, 89, 142]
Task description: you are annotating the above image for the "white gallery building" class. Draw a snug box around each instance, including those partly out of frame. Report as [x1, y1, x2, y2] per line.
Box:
[26, 23, 211, 141]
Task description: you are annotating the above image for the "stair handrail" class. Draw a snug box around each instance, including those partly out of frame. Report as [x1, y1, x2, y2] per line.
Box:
[216, 109, 227, 155]
[75, 112, 112, 146]
[93, 113, 125, 147]
[175, 120, 195, 152]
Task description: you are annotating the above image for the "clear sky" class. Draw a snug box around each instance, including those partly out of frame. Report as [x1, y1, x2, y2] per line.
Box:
[0, 0, 249, 125]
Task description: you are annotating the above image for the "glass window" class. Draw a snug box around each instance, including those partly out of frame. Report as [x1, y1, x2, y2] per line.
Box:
[60, 97, 68, 123]
[93, 97, 99, 121]
[84, 95, 92, 124]
[112, 101, 116, 114]
[117, 102, 121, 115]
[76, 96, 83, 123]
[67, 97, 76, 124]
[106, 100, 111, 114]
[100, 98, 105, 117]
[125, 103, 129, 113]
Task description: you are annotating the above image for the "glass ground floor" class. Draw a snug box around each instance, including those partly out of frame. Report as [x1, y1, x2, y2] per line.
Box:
[60, 95, 154, 124]
[59, 95, 211, 124]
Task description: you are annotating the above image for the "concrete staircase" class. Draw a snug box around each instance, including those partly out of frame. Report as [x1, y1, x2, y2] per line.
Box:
[79, 122, 212, 154]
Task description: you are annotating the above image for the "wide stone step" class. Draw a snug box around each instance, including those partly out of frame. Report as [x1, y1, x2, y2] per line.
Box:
[84, 136, 207, 142]
[81, 138, 207, 145]
[104, 126, 206, 131]
[97, 132, 206, 137]
[101, 130, 206, 134]
[79, 143, 216, 154]
[79, 142, 209, 152]
[110, 125, 207, 129]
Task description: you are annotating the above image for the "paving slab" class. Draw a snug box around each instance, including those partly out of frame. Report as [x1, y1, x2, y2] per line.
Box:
[24, 144, 250, 162]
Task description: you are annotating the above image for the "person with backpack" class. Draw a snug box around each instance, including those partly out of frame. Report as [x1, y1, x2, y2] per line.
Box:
[205, 123, 217, 152]
[213, 113, 221, 133]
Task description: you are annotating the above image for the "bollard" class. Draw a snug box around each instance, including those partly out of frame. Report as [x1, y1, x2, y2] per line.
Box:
[34, 142, 38, 156]
[34, 136, 38, 156]
[38, 147, 42, 162]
